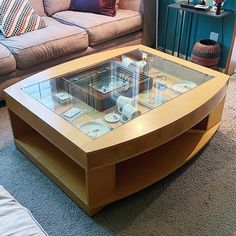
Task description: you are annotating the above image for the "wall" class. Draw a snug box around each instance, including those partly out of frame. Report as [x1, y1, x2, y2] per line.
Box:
[226, 22, 236, 74]
[229, 37, 236, 73]
[158, 0, 236, 68]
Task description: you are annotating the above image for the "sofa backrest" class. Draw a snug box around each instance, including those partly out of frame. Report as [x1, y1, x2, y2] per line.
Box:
[43, 0, 71, 16]
[118, 0, 142, 12]
[28, 0, 46, 16]
[29, 0, 142, 17]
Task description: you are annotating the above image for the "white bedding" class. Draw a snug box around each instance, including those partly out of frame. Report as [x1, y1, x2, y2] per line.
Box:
[0, 185, 48, 236]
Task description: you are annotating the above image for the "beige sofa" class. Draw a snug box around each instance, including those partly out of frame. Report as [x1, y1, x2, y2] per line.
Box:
[0, 0, 156, 101]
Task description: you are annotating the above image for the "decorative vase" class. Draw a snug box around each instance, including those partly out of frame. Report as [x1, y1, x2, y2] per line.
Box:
[191, 39, 221, 69]
[213, 0, 224, 15]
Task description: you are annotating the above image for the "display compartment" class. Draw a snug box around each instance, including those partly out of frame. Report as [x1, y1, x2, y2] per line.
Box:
[61, 61, 153, 112]
[21, 48, 215, 140]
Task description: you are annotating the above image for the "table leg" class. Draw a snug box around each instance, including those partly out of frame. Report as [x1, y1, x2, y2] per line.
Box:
[221, 17, 224, 45]
[186, 12, 193, 60]
[172, 10, 179, 55]
[177, 10, 185, 57]
[156, 0, 159, 49]
[86, 165, 116, 207]
[164, 6, 170, 52]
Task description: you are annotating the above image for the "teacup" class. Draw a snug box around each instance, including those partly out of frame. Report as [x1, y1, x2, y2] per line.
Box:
[122, 57, 134, 68]
[121, 104, 141, 123]
[121, 56, 147, 71]
[116, 96, 135, 113]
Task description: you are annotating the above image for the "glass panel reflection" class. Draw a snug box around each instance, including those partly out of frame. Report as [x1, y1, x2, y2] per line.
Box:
[22, 49, 213, 139]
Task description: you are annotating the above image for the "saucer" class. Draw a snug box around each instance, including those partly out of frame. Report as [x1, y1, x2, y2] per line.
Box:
[171, 81, 197, 93]
[104, 113, 120, 123]
[77, 119, 111, 138]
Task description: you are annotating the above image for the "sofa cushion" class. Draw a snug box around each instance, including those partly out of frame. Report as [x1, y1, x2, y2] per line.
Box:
[119, 0, 142, 11]
[0, 44, 16, 76]
[70, 0, 116, 17]
[0, 0, 47, 38]
[0, 17, 89, 69]
[28, 0, 46, 16]
[43, 0, 70, 16]
[116, 0, 119, 9]
[53, 9, 143, 46]
[0, 185, 48, 235]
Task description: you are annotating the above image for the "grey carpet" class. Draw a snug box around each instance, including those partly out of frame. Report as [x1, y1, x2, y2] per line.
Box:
[0, 76, 236, 236]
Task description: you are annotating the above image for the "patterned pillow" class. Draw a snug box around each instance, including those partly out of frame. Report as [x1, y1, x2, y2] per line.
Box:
[70, 0, 116, 17]
[0, 0, 46, 38]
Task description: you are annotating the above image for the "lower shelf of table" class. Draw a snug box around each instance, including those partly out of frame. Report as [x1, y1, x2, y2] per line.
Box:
[14, 122, 219, 215]
[15, 133, 88, 208]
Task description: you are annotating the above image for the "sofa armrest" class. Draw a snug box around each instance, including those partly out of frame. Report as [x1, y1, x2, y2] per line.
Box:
[119, 0, 156, 47]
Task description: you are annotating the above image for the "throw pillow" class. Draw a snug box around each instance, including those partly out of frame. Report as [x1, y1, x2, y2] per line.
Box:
[0, 0, 46, 38]
[70, 0, 116, 17]
[43, 0, 71, 16]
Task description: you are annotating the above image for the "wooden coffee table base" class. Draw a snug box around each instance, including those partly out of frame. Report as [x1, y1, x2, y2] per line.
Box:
[4, 45, 229, 216]
[8, 97, 224, 215]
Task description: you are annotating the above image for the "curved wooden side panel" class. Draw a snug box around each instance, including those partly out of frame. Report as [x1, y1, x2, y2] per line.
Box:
[87, 94, 227, 213]
[85, 84, 228, 170]
[9, 91, 227, 215]
[90, 123, 219, 211]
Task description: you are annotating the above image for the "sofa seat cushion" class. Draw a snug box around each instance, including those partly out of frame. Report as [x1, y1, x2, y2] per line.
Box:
[53, 9, 142, 46]
[0, 17, 89, 69]
[0, 185, 48, 235]
[0, 44, 16, 76]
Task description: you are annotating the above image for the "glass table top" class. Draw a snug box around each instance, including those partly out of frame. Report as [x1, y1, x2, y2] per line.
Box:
[22, 49, 213, 139]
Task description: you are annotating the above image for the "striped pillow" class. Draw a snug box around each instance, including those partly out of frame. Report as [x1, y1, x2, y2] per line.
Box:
[0, 0, 46, 38]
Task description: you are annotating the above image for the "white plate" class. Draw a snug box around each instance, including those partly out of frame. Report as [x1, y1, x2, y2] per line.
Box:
[171, 81, 197, 93]
[104, 113, 120, 123]
[77, 119, 111, 138]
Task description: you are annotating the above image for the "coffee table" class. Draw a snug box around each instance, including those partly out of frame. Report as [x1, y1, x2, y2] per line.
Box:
[4, 45, 229, 215]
